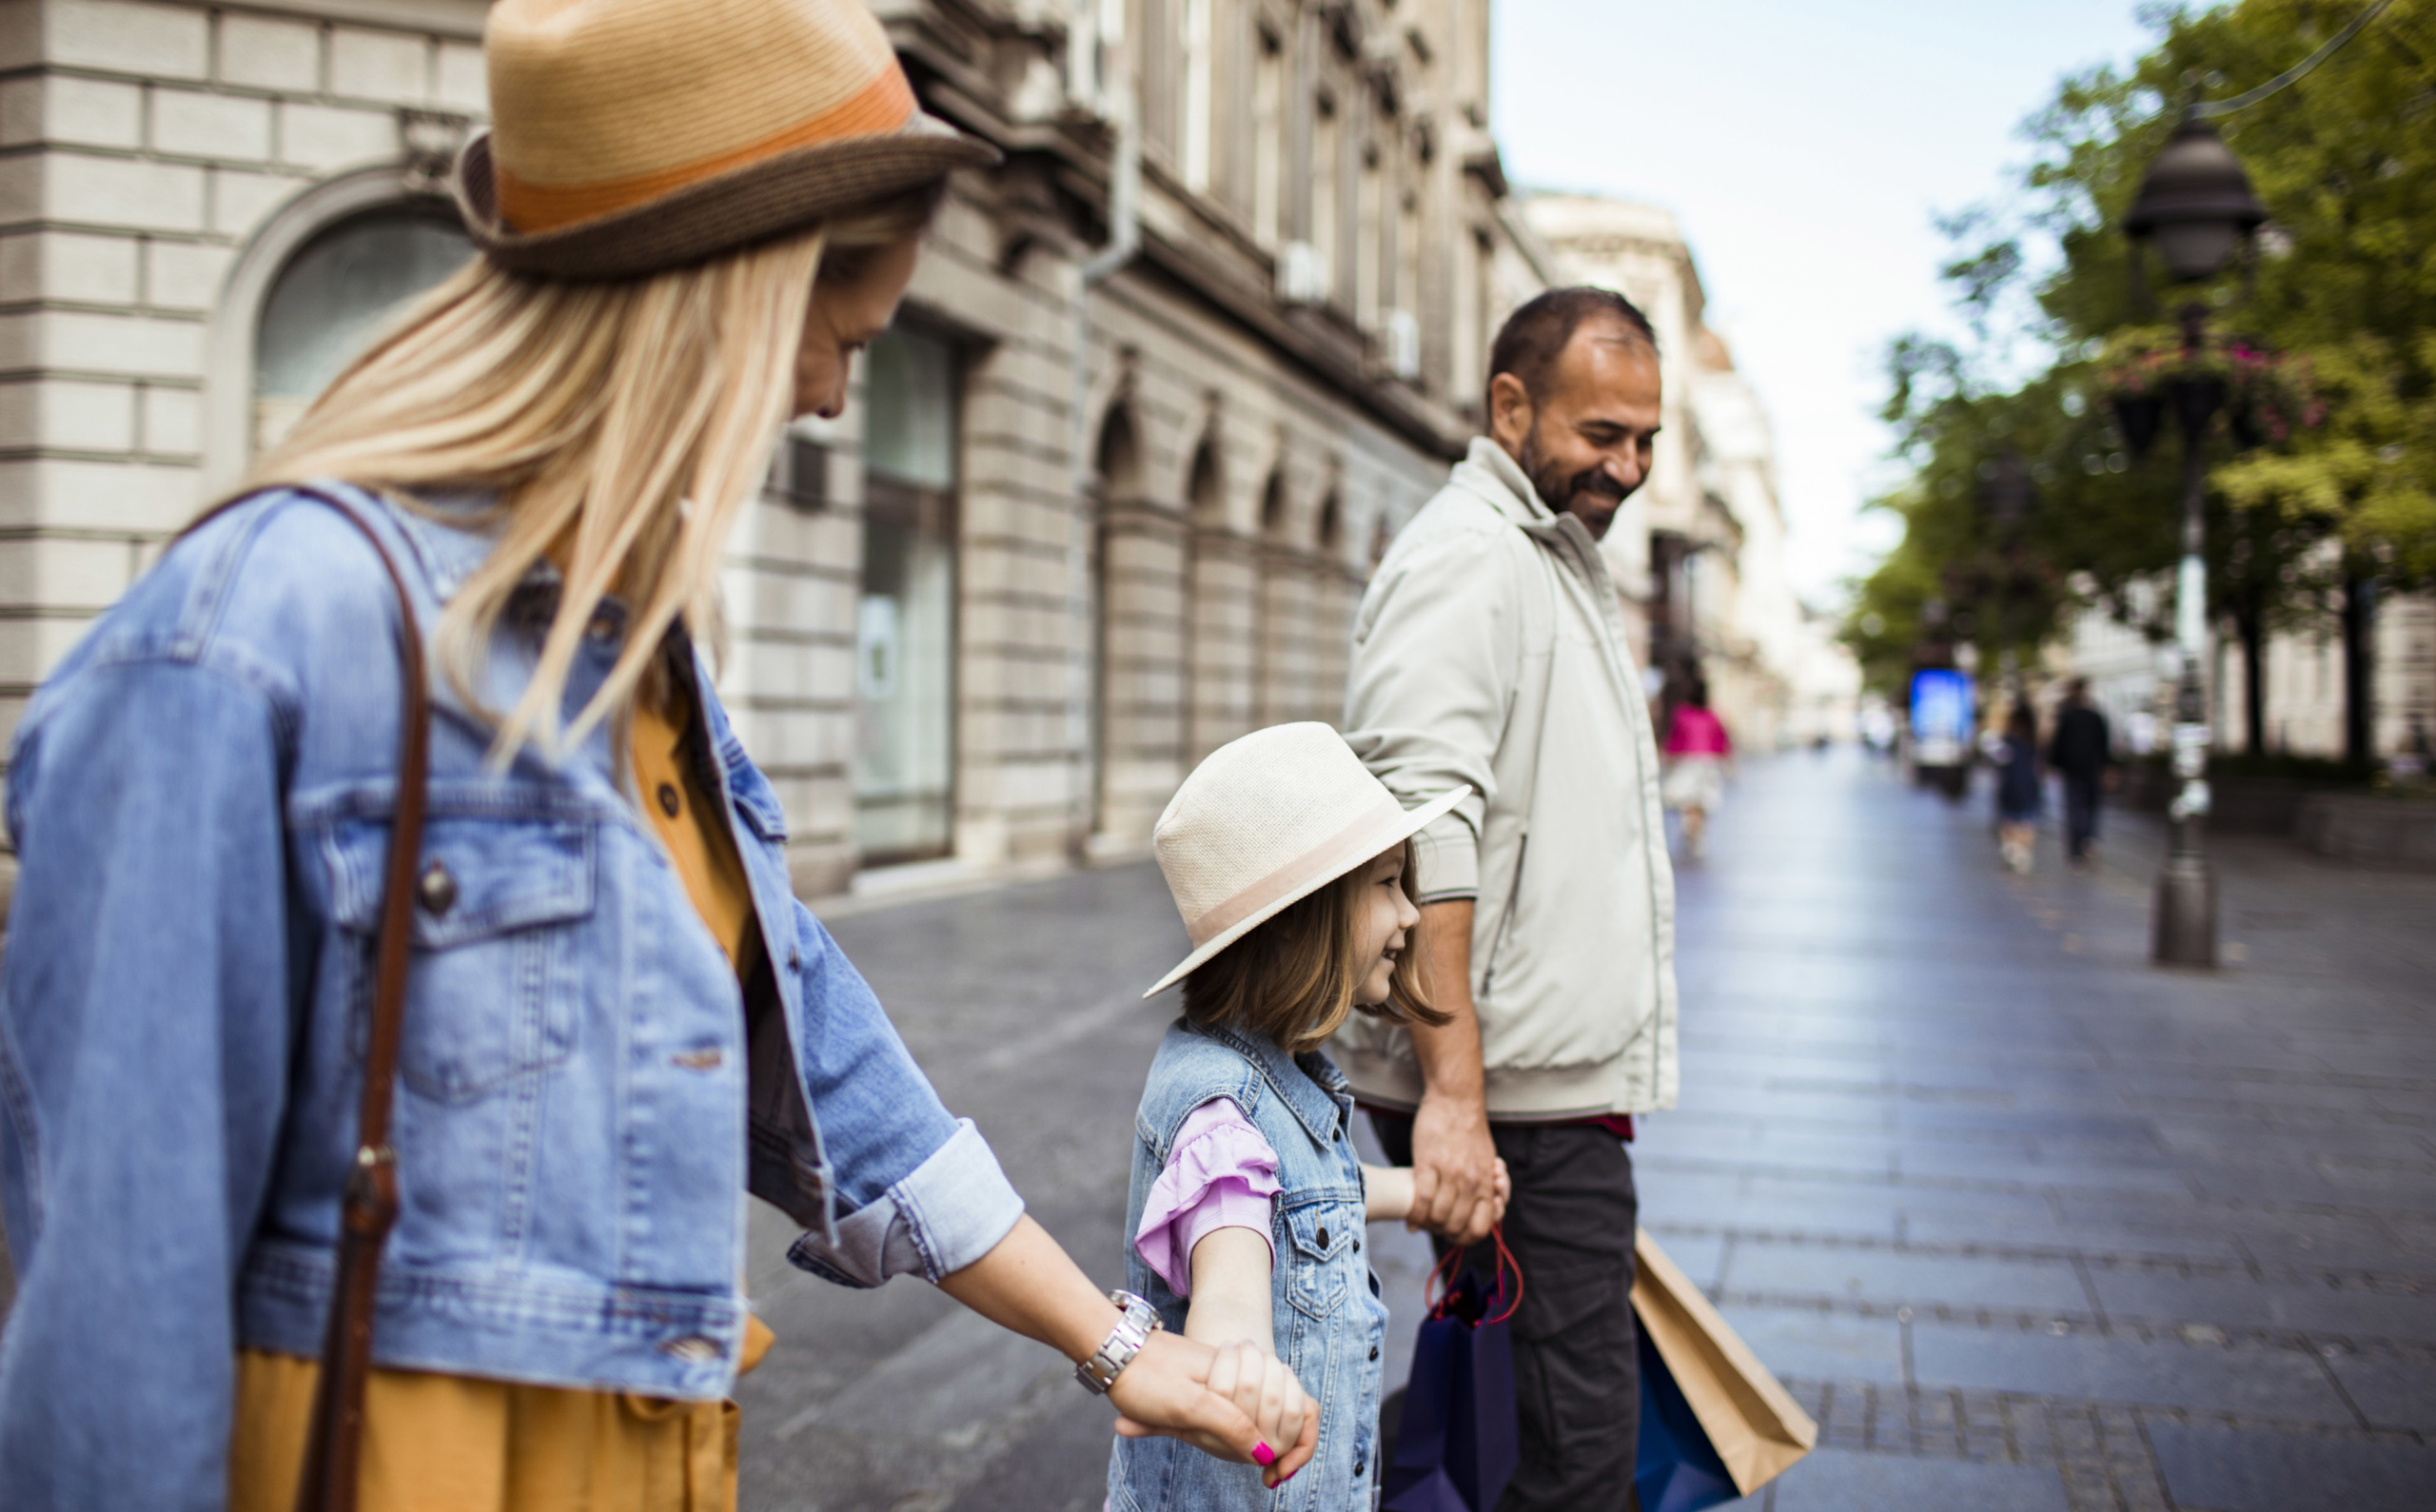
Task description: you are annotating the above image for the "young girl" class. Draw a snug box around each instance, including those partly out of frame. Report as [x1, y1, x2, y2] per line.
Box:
[1108, 722, 1510, 1511]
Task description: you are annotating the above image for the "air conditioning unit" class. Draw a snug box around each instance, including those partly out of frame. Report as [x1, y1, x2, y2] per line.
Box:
[1277, 240, 1327, 305]
[1384, 308, 1421, 380]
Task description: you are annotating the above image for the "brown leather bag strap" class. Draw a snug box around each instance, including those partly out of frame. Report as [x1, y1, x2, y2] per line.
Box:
[226, 485, 430, 1512]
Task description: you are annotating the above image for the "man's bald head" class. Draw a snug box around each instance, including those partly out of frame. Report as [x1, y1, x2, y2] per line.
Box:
[1484, 287, 1659, 414]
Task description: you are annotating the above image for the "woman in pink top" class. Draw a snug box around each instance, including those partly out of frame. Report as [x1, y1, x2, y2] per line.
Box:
[1660, 677, 1734, 858]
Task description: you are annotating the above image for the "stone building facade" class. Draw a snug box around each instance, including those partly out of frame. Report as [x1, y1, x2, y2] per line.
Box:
[0, 0, 1554, 898]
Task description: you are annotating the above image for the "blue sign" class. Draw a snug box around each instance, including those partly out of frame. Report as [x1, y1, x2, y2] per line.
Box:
[1909, 669, 1975, 767]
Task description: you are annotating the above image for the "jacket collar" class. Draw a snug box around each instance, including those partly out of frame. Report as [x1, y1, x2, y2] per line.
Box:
[1198, 1022, 1349, 1150]
[1449, 437, 1617, 576]
[349, 483, 636, 641]
[1451, 436, 1557, 528]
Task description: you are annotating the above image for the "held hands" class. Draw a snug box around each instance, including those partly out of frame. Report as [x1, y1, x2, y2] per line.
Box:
[1408, 1090, 1502, 1247]
[1110, 1330, 1317, 1488]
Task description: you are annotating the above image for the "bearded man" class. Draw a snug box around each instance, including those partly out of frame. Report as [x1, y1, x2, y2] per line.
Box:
[1336, 287, 1678, 1509]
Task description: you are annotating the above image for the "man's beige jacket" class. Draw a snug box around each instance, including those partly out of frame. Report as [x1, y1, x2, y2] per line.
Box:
[1332, 437, 1679, 1119]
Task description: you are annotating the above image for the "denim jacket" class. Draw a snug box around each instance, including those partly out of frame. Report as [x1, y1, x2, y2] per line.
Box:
[0, 485, 1025, 1511]
[1108, 1022, 1388, 1512]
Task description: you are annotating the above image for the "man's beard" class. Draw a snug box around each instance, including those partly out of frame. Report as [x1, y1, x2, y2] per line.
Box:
[1519, 421, 1630, 540]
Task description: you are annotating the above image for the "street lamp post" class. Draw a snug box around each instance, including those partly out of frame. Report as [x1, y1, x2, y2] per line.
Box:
[2121, 112, 2266, 968]
[1977, 449, 2038, 698]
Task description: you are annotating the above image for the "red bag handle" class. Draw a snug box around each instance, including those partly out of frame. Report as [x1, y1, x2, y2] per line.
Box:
[1424, 1225, 1524, 1327]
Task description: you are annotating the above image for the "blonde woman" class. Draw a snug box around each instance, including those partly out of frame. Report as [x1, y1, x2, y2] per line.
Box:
[0, 1, 1312, 1507]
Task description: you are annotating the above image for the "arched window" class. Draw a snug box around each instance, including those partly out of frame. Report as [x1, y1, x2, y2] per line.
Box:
[251, 206, 472, 451]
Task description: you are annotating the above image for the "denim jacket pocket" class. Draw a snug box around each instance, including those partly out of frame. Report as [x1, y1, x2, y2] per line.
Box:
[1281, 1196, 1357, 1320]
[324, 813, 598, 1103]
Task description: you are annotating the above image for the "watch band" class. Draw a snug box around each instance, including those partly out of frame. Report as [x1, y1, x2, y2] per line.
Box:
[1075, 1288, 1163, 1395]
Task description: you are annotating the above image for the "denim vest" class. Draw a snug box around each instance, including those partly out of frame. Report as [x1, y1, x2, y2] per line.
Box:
[1107, 1021, 1389, 1512]
[0, 486, 1023, 1510]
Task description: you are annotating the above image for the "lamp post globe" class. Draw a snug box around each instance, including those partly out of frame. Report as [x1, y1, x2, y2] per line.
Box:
[2120, 111, 2265, 969]
[2125, 114, 2269, 283]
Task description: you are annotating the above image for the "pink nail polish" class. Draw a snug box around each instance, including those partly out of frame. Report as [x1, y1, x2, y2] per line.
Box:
[1251, 1441, 1276, 1467]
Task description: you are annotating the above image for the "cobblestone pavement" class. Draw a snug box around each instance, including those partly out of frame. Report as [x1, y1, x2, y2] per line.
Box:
[6, 749, 2430, 1511]
[1661, 749, 2436, 1512]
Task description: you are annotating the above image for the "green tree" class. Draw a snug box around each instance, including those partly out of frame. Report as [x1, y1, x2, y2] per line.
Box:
[1852, 0, 2436, 760]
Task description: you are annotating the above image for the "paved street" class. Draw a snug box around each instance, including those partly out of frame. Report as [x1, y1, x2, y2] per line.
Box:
[737, 747, 2436, 1511]
[4, 749, 2430, 1511]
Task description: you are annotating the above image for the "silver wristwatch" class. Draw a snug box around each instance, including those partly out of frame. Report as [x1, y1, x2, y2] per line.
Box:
[1074, 1288, 1163, 1395]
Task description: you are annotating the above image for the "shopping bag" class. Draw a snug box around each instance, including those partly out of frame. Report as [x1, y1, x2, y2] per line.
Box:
[1382, 1229, 1522, 1512]
[1631, 1229, 1817, 1508]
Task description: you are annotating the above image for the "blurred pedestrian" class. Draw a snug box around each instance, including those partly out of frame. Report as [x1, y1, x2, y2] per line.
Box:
[1661, 677, 1735, 859]
[1995, 701, 2044, 873]
[0, 2, 1306, 1506]
[1338, 286, 1677, 1511]
[2048, 677, 2114, 863]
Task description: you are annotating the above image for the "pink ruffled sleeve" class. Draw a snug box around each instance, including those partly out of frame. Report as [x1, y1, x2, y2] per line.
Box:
[1132, 1097, 1281, 1297]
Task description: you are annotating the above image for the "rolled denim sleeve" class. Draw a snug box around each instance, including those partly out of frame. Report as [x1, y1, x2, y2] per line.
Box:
[0, 657, 293, 1512]
[779, 900, 1024, 1287]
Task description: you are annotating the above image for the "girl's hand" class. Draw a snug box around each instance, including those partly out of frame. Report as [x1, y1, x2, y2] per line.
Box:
[1207, 1339, 1312, 1487]
[1110, 1330, 1319, 1485]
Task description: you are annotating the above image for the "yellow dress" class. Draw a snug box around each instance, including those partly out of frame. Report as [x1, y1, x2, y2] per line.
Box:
[230, 697, 774, 1512]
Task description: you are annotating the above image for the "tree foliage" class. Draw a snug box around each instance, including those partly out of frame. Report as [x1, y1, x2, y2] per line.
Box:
[1849, 0, 2436, 699]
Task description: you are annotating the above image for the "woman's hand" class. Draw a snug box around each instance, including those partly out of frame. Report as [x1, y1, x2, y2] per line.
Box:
[1110, 1331, 1318, 1487]
[935, 1216, 1316, 1483]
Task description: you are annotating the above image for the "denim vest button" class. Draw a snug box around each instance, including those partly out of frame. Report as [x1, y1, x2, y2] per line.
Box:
[417, 860, 456, 915]
[1368, 1344, 1379, 1361]
[1316, 1226, 1329, 1248]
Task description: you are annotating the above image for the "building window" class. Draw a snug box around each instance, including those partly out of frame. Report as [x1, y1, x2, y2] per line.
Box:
[1181, 0, 1213, 191]
[855, 327, 960, 864]
[252, 206, 471, 453]
[1252, 26, 1284, 246]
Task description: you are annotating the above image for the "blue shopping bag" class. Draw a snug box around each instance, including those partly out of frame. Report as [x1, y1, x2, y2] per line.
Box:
[1633, 1323, 1740, 1512]
[1383, 1231, 1522, 1512]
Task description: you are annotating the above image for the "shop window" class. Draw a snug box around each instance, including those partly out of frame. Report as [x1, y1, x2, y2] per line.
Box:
[252, 207, 471, 452]
[855, 328, 960, 863]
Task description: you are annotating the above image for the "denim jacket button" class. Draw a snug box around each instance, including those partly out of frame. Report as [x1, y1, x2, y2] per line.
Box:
[1316, 1226, 1329, 1248]
[417, 860, 457, 915]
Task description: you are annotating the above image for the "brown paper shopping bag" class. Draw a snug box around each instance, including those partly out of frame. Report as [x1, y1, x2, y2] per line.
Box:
[1631, 1228, 1818, 1496]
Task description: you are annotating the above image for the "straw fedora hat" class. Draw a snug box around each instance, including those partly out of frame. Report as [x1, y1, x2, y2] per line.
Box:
[1144, 723, 1469, 999]
[456, 0, 1001, 280]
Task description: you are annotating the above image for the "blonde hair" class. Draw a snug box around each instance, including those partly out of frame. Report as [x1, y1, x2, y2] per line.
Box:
[236, 188, 937, 758]
[1180, 837, 1448, 1054]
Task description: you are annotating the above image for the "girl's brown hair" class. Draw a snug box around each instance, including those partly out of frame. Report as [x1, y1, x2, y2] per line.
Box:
[1181, 837, 1452, 1053]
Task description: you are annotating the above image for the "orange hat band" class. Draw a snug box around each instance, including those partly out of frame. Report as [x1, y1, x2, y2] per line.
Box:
[496, 66, 915, 234]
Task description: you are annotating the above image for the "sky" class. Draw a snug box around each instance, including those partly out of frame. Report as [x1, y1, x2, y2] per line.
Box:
[1492, 0, 2166, 605]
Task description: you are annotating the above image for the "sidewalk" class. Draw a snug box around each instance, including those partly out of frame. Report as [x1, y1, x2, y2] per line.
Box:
[1653, 747, 2436, 1512]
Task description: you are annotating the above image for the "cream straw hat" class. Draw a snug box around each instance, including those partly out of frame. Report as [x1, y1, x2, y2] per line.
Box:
[456, 0, 999, 279]
[1144, 723, 1469, 999]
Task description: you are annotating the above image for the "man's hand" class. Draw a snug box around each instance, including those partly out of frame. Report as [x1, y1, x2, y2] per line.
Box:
[1409, 1086, 1499, 1246]
[1405, 898, 1499, 1247]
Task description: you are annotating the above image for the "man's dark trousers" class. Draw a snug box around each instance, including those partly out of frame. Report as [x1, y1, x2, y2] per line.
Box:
[1373, 1112, 1639, 1512]
[2062, 771, 2103, 858]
